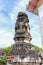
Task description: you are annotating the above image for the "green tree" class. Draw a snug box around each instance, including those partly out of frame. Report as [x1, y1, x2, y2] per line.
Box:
[5, 46, 12, 55]
[0, 58, 7, 65]
[34, 46, 42, 52]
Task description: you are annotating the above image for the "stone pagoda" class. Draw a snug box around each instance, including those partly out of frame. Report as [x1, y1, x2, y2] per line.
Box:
[9, 12, 41, 65]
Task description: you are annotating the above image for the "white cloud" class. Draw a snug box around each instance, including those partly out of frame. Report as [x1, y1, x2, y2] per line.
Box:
[0, 12, 11, 24]
[31, 37, 42, 48]
[9, 0, 30, 21]
[0, 28, 14, 48]
[0, 1, 5, 11]
[31, 26, 39, 31]
[17, 0, 30, 8]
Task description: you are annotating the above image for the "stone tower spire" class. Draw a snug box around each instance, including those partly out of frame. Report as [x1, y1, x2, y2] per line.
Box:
[9, 12, 40, 64]
[14, 12, 32, 43]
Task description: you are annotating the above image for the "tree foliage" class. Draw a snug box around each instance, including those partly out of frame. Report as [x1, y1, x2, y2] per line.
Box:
[0, 58, 7, 65]
[5, 46, 12, 55]
[34, 45, 42, 52]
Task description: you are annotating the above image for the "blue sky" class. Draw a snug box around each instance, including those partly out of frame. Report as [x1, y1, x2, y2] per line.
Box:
[0, 0, 42, 48]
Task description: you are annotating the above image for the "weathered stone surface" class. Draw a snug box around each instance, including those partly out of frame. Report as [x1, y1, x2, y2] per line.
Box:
[9, 42, 39, 59]
[12, 62, 40, 65]
[14, 12, 32, 41]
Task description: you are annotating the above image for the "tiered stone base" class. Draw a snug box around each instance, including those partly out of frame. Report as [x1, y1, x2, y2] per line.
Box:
[12, 62, 40, 65]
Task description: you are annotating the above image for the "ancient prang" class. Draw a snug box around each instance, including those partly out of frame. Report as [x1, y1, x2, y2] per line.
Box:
[9, 12, 41, 65]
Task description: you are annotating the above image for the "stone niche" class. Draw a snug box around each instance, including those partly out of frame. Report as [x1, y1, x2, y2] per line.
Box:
[12, 62, 40, 65]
